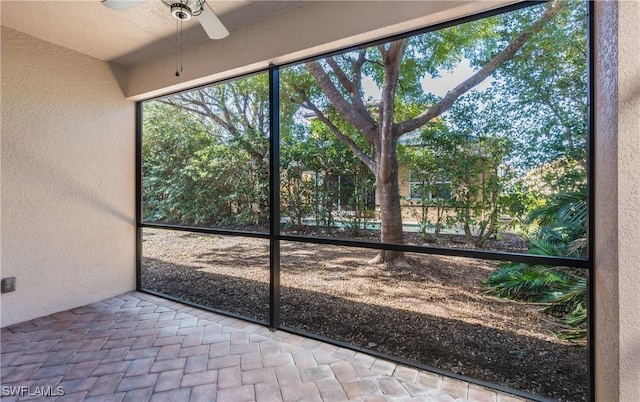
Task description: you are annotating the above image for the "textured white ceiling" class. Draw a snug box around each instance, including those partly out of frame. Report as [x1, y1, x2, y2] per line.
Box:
[0, 0, 304, 67]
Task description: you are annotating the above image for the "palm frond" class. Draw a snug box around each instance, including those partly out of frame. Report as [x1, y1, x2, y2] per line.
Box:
[528, 238, 562, 256]
[485, 189, 589, 339]
[529, 191, 586, 225]
[485, 263, 571, 302]
[544, 277, 587, 315]
[566, 237, 587, 257]
[529, 190, 587, 243]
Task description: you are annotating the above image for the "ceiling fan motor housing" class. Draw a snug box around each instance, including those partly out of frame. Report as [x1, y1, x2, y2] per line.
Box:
[170, 3, 193, 20]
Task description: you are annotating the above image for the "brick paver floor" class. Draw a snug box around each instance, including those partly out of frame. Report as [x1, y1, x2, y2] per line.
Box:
[1, 292, 528, 401]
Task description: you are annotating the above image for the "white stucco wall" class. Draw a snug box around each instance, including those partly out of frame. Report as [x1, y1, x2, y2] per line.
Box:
[617, 0, 640, 398]
[0, 27, 136, 327]
[595, 1, 640, 401]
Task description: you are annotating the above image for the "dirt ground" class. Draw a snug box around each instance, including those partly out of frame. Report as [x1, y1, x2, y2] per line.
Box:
[141, 228, 587, 401]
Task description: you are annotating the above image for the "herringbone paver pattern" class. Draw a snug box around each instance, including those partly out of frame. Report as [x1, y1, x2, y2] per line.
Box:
[1, 292, 528, 401]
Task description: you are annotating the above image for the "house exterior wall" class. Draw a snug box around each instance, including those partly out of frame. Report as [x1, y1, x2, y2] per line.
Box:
[397, 164, 494, 225]
[0, 27, 136, 327]
[397, 165, 455, 224]
[594, 2, 640, 401]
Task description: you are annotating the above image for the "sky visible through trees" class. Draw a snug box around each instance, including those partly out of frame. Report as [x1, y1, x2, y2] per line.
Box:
[362, 59, 493, 99]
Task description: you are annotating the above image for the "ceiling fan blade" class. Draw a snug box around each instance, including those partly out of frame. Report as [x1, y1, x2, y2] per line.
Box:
[199, 2, 229, 40]
[101, 0, 146, 11]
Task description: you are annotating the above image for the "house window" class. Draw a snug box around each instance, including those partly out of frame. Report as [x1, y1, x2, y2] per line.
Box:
[409, 172, 452, 201]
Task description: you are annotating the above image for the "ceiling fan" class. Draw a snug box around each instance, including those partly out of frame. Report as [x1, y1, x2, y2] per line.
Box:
[101, 0, 229, 40]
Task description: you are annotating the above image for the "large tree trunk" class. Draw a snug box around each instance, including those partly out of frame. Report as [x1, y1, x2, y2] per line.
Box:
[369, 140, 406, 265]
[367, 40, 408, 266]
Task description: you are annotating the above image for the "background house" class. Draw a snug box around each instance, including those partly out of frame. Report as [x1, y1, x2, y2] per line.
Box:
[1, 1, 638, 400]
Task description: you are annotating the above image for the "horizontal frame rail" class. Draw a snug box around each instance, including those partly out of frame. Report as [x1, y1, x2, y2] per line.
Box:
[140, 222, 588, 269]
[140, 222, 270, 240]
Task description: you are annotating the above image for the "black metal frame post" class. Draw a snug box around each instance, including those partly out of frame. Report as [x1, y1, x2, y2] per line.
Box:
[269, 64, 281, 329]
[586, 1, 596, 401]
[135, 102, 143, 290]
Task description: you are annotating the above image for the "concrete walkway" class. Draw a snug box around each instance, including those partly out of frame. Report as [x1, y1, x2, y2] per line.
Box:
[1, 292, 527, 401]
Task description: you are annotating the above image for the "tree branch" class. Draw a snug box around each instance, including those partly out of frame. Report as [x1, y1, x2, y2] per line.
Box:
[380, 39, 408, 135]
[379, 39, 408, 181]
[396, 1, 564, 137]
[164, 90, 267, 160]
[306, 60, 378, 140]
[162, 94, 236, 136]
[325, 56, 355, 93]
[350, 50, 374, 124]
[301, 98, 377, 174]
